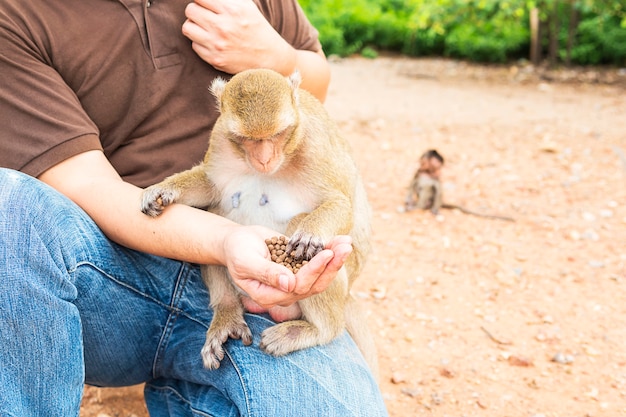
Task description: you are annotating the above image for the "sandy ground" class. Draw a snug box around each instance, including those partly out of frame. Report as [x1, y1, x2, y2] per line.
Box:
[80, 55, 626, 417]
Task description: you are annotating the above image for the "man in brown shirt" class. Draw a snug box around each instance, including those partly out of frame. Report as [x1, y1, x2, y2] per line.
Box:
[0, 0, 388, 415]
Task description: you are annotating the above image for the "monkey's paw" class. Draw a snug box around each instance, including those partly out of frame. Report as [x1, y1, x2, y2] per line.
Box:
[140, 186, 179, 217]
[286, 231, 325, 262]
[201, 321, 253, 370]
[260, 320, 314, 356]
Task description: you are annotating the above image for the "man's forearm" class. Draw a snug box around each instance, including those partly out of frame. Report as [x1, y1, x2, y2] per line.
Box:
[38, 150, 235, 266]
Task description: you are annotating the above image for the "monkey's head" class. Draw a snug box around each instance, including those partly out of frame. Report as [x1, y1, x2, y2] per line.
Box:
[210, 69, 302, 174]
[419, 149, 444, 179]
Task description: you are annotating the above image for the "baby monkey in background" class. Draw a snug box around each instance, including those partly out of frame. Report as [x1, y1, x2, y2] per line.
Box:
[405, 149, 445, 213]
[140, 69, 378, 376]
[405, 149, 514, 222]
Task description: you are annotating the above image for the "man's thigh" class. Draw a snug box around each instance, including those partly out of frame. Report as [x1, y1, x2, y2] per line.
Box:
[76, 249, 204, 387]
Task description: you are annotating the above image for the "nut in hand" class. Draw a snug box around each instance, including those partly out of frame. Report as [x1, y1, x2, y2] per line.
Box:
[265, 236, 308, 274]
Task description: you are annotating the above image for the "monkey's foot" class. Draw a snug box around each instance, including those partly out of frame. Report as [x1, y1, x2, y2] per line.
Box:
[139, 186, 179, 217]
[201, 320, 252, 369]
[260, 320, 327, 356]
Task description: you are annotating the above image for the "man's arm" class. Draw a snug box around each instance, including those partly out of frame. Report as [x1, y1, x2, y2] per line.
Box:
[182, 0, 331, 101]
[38, 150, 352, 309]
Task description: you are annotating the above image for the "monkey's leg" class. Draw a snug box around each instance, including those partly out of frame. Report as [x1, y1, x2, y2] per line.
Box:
[200, 264, 252, 370]
[431, 181, 443, 215]
[415, 183, 436, 212]
[140, 165, 218, 217]
[259, 268, 348, 356]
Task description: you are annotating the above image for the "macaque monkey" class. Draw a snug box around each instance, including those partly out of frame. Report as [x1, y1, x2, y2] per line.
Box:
[405, 149, 445, 213]
[405, 149, 514, 222]
[140, 69, 378, 376]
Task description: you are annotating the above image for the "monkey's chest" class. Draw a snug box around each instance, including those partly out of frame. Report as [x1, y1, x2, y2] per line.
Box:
[216, 176, 316, 233]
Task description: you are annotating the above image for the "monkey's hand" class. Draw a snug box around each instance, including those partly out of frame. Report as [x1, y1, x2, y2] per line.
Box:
[286, 231, 326, 262]
[140, 185, 180, 217]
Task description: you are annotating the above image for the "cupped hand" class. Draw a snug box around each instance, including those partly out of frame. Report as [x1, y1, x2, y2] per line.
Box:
[223, 225, 352, 320]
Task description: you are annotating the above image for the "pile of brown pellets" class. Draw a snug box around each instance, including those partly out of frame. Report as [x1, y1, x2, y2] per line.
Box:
[265, 236, 308, 274]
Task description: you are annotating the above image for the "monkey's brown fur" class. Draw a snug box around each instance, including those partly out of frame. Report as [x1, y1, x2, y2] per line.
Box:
[140, 69, 377, 376]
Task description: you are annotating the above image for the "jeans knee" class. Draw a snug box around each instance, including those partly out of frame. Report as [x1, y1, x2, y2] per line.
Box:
[0, 168, 33, 206]
[0, 168, 94, 236]
[0, 168, 103, 281]
[0, 168, 67, 218]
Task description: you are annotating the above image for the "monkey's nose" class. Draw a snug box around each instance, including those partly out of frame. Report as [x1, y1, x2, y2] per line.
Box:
[252, 159, 273, 174]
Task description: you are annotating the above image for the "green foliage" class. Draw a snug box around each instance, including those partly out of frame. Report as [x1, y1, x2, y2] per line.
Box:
[443, 2, 530, 62]
[445, 22, 528, 63]
[568, 14, 626, 65]
[299, 0, 381, 56]
[299, 0, 626, 65]
[360, 46, 379, 58]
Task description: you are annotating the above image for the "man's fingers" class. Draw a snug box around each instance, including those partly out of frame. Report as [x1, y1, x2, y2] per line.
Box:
[192, 0, 225, 15]
[236, 276, 294, 308]
[322, 240, 353, 274]
[255, 262, 295, 293]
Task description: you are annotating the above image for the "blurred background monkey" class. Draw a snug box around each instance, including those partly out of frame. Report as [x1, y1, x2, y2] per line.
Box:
[405, 149, 514, 222]
[140, 69, 378, 376]
[405, 149, 445, 213]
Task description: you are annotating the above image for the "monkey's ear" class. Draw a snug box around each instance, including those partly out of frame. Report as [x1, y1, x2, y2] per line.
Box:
[287, 70, 302, 90]
[209, 77, 228, 108]
[287, 70, 301, 104]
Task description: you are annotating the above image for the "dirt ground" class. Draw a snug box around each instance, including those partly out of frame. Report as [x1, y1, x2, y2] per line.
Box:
[80, 55, 626, 417]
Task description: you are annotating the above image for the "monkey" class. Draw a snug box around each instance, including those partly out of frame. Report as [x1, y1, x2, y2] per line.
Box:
[405, 149, 515, 222]
[405, 149, 445, 213]
[140, 68, 378, 376]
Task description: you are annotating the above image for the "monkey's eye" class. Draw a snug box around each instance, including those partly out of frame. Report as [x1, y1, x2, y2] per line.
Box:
[272, 126, 295, 143]
[229, 133, 248, 145]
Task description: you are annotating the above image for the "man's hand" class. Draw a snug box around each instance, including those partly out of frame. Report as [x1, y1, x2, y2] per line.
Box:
[182, 0, 331, 101]
[182, 0, 296, 76]
[223, 226, 353, 320]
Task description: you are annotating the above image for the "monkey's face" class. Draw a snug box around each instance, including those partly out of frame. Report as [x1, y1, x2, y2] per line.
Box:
[212, 68, 302, 175]
[230, 126, 296, 175]
[420, 156, 443, 179]
[221, 87, 299, 174]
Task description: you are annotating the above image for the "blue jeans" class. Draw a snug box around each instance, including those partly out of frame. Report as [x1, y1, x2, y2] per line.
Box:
[0, 168, 387, 417]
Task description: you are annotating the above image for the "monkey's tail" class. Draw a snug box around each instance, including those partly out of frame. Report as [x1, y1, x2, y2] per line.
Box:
[344, 296, 380, 382]
[441, 203, 515, 222]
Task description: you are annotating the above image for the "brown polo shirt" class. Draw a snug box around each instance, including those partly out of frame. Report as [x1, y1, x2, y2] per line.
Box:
[0, 0, 321, 187]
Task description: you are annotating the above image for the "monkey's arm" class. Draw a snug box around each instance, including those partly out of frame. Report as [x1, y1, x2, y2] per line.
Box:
[404, 178, 419, 210]
[288, 190, 354, 261]
[140, 164, 220, 217]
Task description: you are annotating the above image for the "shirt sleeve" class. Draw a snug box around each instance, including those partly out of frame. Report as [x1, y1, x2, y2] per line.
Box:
[255, 0, 322, 53]
[0, 5, 102, 178]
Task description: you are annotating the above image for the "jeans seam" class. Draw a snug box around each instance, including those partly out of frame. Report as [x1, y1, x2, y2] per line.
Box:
[152, 262, 190, 379]
[71, 261, 172, 310]
[144, 384, 216, 417]
[152, 310, 180, 379]
[224, 349, 253, 417]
